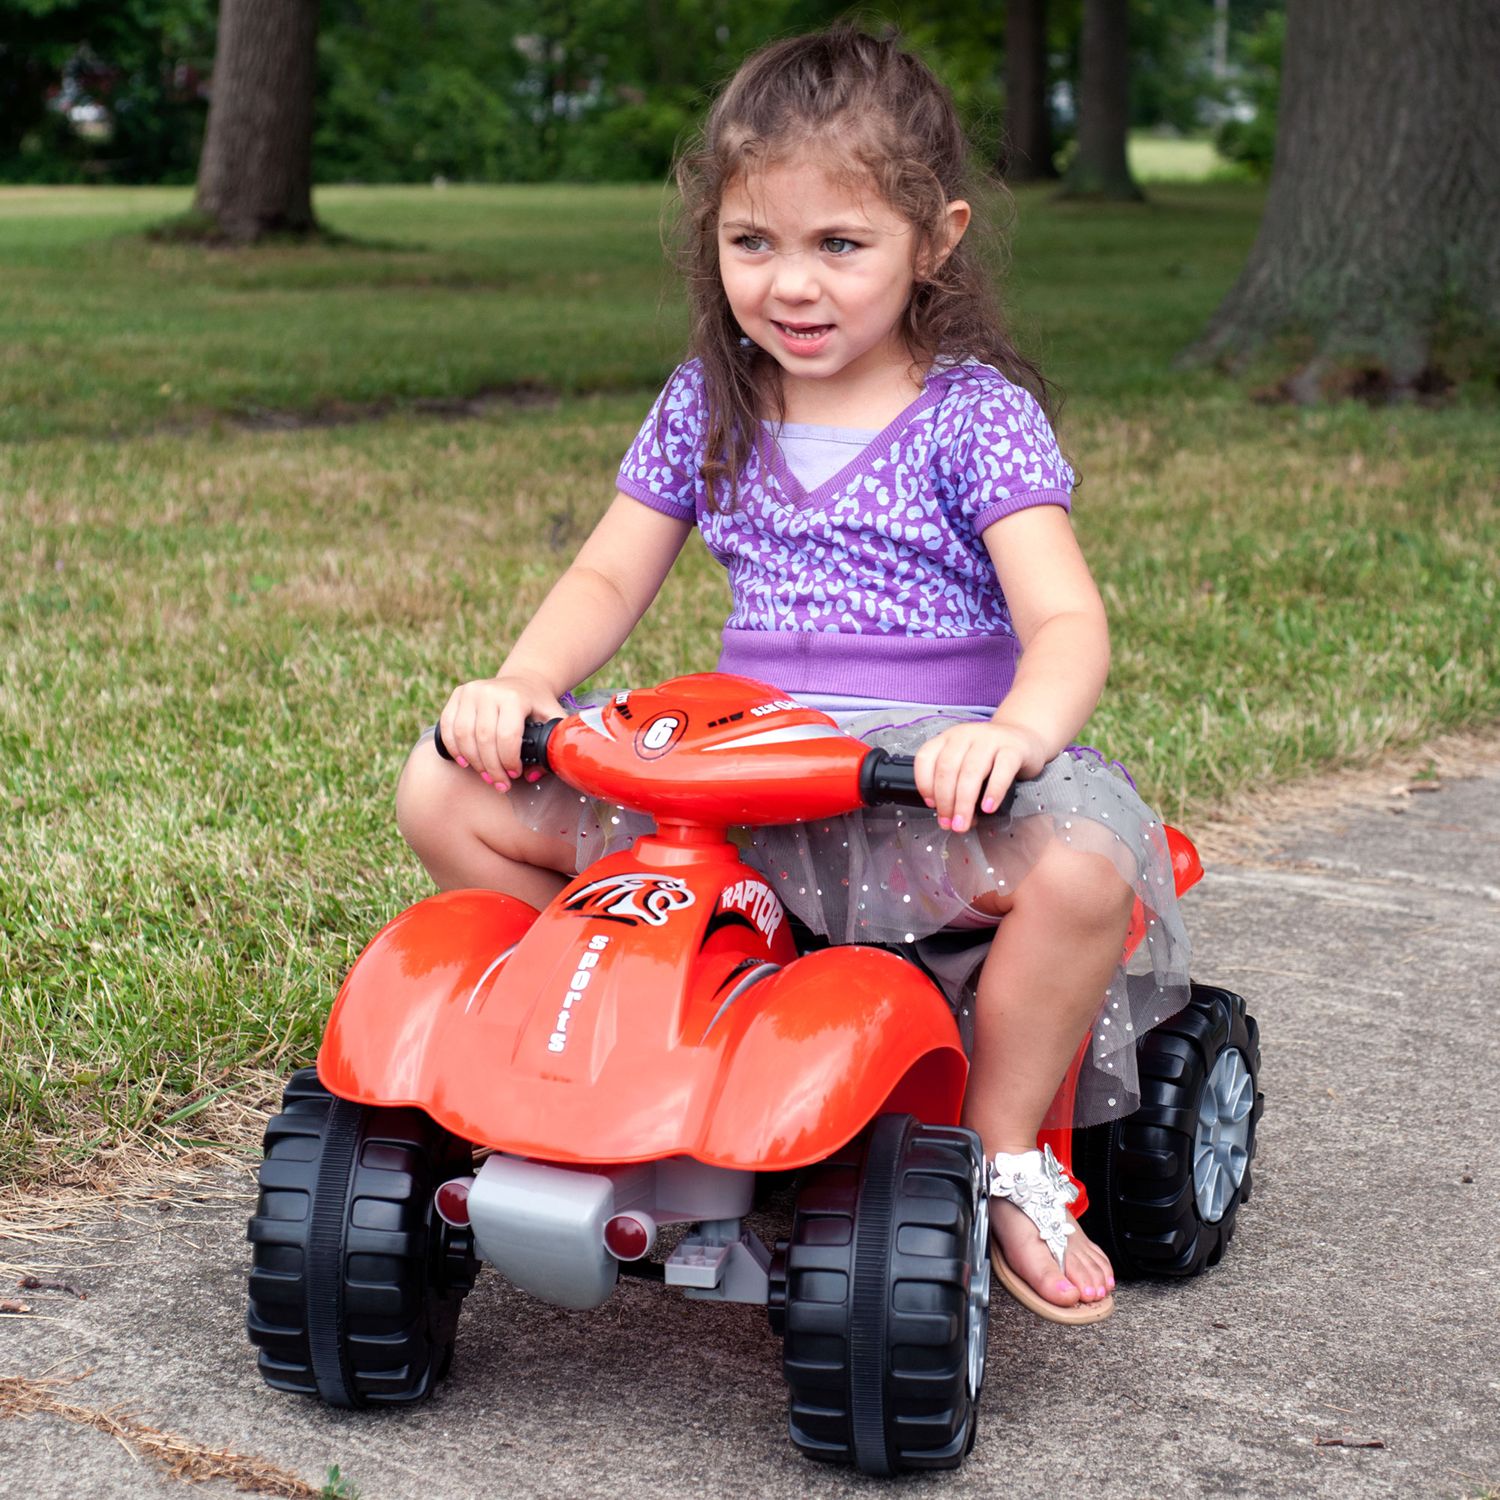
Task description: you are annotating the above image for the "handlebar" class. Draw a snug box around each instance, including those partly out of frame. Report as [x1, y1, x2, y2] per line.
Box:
[432, 718, 561, 769]
[433, 713, 1014, 818]
[857, 748, 1015, 816]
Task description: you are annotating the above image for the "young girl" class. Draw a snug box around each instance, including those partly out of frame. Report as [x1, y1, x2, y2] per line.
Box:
[397, 26, 1189, 1324]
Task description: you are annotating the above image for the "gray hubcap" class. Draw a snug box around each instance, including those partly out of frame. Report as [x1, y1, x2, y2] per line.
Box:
[1194, 1048, 1253, 1222]
[967, 1159, 991, 1399]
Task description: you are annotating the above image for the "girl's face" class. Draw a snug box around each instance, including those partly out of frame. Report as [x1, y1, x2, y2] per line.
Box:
[717, 160, 967, 396]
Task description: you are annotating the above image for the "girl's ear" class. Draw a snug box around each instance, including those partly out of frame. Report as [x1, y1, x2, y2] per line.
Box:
[939, 199, 972, 267]
[921, 199, 972, 280]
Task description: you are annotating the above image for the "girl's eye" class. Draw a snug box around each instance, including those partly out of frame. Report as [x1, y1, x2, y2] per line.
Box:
[823, 237, 858, 255]
[733, 233, 768, 252]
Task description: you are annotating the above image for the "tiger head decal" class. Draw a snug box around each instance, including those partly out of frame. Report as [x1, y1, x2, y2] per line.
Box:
[561, 873, 697, 927]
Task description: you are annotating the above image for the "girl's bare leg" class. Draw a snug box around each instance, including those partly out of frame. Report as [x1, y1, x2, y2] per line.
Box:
[396, 732, 573, 903]
[961, 843, 1135, 1308]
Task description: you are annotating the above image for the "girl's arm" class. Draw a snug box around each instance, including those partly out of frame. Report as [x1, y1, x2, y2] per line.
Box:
[914, 506, 1110, 832]
[440, 494, 693, 784]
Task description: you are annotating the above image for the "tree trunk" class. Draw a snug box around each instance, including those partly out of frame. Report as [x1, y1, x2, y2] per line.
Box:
[1002, 0, 1057, 182]
[1061, 0, 1142, 200]
[1181, 0, 1500, 390]
[192, 0, 320, 243]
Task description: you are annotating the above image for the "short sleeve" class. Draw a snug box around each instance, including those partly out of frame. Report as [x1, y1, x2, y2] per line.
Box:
[950, 379, 1075, 536]
[616, 361, 705, 521]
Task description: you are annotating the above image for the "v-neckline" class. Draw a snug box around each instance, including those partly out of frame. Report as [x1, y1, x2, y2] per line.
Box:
[762, 368, 951, 509]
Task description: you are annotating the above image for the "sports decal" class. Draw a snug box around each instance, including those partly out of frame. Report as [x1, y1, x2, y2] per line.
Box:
[717, 877, 783, 945]
[562, 872, 697, 927]
[750, 698, 799, 717]
[634, 711, 687, 759]
[548, 933, 610, 1054]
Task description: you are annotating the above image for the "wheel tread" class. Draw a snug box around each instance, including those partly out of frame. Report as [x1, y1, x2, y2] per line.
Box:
[1073, 983, 1262, 1280]
[245, 1071, 478, 1409]
[779, 1117, 987, 1475]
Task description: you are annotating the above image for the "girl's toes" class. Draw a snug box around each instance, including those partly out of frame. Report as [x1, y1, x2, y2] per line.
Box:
[1049, 1275, 1082, 1305]
[1066, 1249, 1111, 1301]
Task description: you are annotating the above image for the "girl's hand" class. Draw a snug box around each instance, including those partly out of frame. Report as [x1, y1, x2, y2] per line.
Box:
[914, 721, 1050, 833]
[437, 673, 566, 790]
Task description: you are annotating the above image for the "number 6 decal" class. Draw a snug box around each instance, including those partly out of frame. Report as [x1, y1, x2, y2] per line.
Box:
[635, 712, 687, 760]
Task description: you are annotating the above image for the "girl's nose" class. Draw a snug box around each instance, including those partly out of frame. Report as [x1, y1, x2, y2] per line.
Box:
[770, 252, 818, 303]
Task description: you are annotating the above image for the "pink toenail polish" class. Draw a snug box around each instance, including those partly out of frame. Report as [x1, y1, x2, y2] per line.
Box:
[938, 816, 952, 830]
[526, 768, 543, 782]
[455, 755, 468, 768]
[480, 771, 493, 784]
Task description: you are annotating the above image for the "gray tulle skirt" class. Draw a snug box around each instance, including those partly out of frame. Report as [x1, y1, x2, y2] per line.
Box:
[499, 693, 1191, 1128]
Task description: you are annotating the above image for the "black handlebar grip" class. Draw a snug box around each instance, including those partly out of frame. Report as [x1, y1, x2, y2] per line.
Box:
[858, 748, 1016, 816]
[520, 718, 561, 768]
[431, 718, 561, 770]
[858, 749, 927, 807]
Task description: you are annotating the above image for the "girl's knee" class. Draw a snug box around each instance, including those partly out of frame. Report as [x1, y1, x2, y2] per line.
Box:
[395, 737, 449, 856]
[1017, 843, 1135, 931]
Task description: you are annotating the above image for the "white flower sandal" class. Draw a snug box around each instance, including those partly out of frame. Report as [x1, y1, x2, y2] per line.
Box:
[989, 1144, 1115, 1325]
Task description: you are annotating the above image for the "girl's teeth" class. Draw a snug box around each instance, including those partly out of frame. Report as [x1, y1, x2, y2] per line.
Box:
[783, 325, 827, 340]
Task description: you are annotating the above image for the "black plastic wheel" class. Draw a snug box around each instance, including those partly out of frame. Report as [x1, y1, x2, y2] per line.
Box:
[771, 1114, 989, 1475]
[1073, 983, 1263, 1279]
[246, 1067, 479, 1407]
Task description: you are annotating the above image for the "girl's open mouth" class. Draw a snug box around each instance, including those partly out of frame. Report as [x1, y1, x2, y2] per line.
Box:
[773, 321, 833, 355]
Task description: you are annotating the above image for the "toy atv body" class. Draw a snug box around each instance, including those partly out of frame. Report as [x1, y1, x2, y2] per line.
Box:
[247, 673, 1262, 1475]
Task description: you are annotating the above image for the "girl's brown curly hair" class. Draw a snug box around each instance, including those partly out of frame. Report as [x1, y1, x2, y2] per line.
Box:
[671, 23, 1057, 510]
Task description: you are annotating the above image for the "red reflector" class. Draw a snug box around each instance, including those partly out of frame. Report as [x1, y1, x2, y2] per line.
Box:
[603, 1213, 652, 1261]
[435, 1177, 472, 1226]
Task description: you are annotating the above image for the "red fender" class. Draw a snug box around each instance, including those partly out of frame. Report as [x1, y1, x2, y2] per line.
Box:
[318, 888, 541, 1123]
[700, 946, 969, 1168]
[316, 856, 966, 1171]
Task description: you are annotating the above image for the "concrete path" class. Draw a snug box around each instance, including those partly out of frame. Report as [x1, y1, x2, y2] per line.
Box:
[4, 767, 1498, 1500]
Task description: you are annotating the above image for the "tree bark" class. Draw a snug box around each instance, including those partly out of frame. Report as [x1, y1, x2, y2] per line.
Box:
[1181, 0, 1500, 388]
[1002, 0, 1057, 182]
[1062, 0, 1142, 200]
[192, 0, 320, 243]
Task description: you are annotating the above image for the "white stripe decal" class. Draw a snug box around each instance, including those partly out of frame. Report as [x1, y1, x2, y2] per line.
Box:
[702, 724, 846, 751]
[463, 944, 518, 1014]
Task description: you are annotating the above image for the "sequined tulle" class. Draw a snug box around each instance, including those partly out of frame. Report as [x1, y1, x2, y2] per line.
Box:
[493, 695, 1191, 1129]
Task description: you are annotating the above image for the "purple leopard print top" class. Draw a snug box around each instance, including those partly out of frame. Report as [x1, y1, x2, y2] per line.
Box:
[616, 358, 1075, 707]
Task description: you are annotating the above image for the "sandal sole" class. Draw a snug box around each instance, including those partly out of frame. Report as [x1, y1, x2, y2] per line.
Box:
[989, 1241, 1115, 1325]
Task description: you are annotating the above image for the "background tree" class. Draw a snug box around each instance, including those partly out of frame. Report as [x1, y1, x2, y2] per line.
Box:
[1062, 0, 1141, 199]
[1001, 0, 1056, 181]
[190, 0, 319, 241]
[1182, 0, 1500, 393]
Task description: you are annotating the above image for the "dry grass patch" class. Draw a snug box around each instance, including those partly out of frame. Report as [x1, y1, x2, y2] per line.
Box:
[0, 1374, 326, 1496]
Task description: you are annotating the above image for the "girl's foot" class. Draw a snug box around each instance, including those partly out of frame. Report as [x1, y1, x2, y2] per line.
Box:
[989, 1195, 1116, 1309]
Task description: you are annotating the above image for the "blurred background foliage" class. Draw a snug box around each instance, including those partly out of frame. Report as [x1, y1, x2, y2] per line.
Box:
[1, 0, 1283, 186]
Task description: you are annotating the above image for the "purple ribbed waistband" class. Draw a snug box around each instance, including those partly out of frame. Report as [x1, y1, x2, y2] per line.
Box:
[717, 627, 1017, 708]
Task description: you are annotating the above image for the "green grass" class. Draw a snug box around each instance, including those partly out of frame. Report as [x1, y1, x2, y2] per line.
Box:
[2, 183, 1497, 1182]
[0, 183, 682, 442]
[0, 180, 1269, 441]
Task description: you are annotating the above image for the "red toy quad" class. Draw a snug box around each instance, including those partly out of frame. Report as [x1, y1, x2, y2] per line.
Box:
[247, 672, 1261, 1475]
